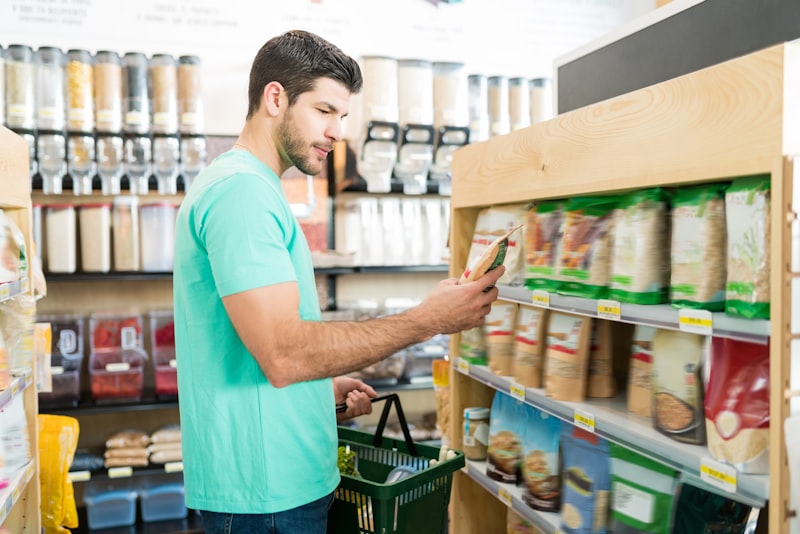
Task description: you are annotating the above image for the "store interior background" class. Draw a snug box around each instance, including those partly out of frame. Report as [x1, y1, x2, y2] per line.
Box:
[0, 0, 658, 427]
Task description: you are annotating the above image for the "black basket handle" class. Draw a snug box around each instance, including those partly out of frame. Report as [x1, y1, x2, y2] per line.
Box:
[336, 393, 418, 456]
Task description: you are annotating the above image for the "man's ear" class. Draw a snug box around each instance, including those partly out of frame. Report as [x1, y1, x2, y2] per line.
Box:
[263, 81, 285, 117]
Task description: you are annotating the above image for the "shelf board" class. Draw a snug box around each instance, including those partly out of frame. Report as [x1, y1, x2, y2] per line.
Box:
[40, 393, 178, 416]
[0, 461, 35, 524]
[0, 369, 33, 412]
[456, 359, 770, 508]
[68, 463, 184, 484]
[0, 277, 29, 304]
[462, 459, 560, 534]
[498, 285, 770, 344]
[45, 271, 173, 281]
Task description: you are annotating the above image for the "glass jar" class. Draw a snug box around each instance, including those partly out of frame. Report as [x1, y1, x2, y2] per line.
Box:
[122, 52, 150, 134]
[112, 196, 140, 271]
[35, 46, 65, 131]
[66, 49, 94, 133]
[5, 44, 35, 130]
[150, 54, 178, 135]
[79, 203, 111, 273]
[178, 55, 203, 134]
[509, 76, 530, 131]
[462, 407, 490, 460]
[488, 75, 509, 137]
[45, 204, 77, 273]
[94, 51, 122, 134]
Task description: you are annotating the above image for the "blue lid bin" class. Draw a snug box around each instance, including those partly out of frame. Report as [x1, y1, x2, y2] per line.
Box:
[84, 489, 137, 529]
[139, 483, 187, 522]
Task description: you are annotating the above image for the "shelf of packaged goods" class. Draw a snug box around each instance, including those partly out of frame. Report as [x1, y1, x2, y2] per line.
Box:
[0, 461, 35, 525]
[455, 358, 770, 508]
[0, 369, 33, 412]
[497, 285, 771, 345]
[461, 459, 560, 534]
[68, 462, 184, 485]
[0, 277, 29, 304]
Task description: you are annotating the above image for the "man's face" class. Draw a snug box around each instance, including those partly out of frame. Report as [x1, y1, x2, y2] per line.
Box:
[277, 78, 350, 176]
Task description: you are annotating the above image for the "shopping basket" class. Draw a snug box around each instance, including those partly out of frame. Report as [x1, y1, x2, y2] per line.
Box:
[328, 393, 464, 534]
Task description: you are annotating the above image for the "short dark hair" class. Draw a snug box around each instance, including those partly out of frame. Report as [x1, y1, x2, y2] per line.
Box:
[246, 30, 363, 118]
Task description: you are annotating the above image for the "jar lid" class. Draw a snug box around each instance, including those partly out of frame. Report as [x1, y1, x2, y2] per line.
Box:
[463, 407, 490, 420]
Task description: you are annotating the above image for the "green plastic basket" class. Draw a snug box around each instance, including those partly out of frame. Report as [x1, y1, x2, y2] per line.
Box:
[328, 394, 465, 534]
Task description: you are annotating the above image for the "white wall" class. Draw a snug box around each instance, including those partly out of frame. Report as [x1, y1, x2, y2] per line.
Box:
[1, 0, 654, 135]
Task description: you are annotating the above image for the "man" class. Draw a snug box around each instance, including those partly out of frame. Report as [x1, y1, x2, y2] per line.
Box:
[173, 29, 503, 533]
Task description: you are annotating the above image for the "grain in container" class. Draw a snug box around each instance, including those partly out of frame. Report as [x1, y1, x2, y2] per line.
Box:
[530, 77, 554, 125]
[360, 55, 398, 123]
[140, 202, 177, 271]
[6, 44, 35, 130]
[112, 196, 140, 271]
[488, 75, 509, 137]
[65, 49, 94, 133]
[468, 74, 489, 143]
[34, 46, 66, 131]
[79, 203, 112, 273]
[508, 76, 530, 131]
[150, 53, 178, 135]
[178, 55, 203, 134]
[122, 52, 150, 134]
[45, 203, 76, 273]
[94, 51, 122, 133]
[397, 59, 434, 127]
[433, 62, 468, 131]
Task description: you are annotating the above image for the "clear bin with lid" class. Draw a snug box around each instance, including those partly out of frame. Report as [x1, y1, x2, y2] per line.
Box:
[84, 487, 137, 529]
[433, 61, 468, 131]
[178, 55, 203, 134]
[65, 49, 94, 133]
[79, 203, 111, 272]
[6, 44, 35, 130]
[462, 406, 490, 460]
[112, 196, 140, 271]
[34, 46, 66, 131]
[37, 314, 84, 408]
[150, 309, 177, 397]
[488, 75, 509, 137]
[140, 203, 177, 271]
[150, 53, 178, 135]
[89, 312, 145, 402]
[139, 483, 187, 522]
[94, 51, 122, 133]
[89, 312, 144, 352]
[45, 203, 76, 273]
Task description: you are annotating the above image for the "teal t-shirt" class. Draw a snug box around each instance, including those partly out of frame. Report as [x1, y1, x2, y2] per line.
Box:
[173, 150, 339, 513]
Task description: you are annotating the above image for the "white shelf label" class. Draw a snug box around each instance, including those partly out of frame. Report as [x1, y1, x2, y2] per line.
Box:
[509, 382, 526, 402]
[121, 326, 138, 350]
[532, 290, 550, 308]
[106, 362, 131, 372]
[164, 461, 184, 473]
[108, 466, 133, 479]
[700, 457, 737, 493]
[462, 435, 476, 447]
[457, 359, 471, 374]
[169, 359, 178, 369]
[68, 470, 91, 482]
[497, 486, 513, 507]
[597, 299, 621, 321]
[51, 366, 64, 376]
[678, 309, 713, 335]
[574, 409, 596, 433]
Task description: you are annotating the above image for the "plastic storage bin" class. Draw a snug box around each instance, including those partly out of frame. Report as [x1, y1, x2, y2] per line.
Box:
[140, 202, 177, 271]
[84, 489, 137, 529]
[139, 483, 187, 522]
[38, 314, 84, 408]
[89, 313, 146, 401]
[150, 309, 177, 397]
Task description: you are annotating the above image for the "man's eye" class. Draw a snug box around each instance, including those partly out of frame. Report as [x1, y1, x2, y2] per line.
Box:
[319, 108, 331, 115]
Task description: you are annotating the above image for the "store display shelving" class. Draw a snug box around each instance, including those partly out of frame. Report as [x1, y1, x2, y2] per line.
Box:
[447, 42, 799, 533]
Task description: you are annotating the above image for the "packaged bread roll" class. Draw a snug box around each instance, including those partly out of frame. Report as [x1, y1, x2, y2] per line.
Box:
[459, 224, 523, 284]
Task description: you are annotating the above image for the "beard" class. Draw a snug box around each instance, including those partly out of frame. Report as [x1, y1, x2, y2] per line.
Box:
[277, 108, 325, 176]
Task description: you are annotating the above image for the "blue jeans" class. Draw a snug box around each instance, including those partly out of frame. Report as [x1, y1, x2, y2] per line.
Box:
[200, 492, 334, 534]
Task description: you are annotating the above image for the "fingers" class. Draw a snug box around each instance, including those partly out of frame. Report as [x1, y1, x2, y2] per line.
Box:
[470, 265, 505, 291]
[346, 390, 373, 416]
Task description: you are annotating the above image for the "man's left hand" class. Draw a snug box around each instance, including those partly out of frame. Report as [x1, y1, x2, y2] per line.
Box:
[333, 376, 377, 422]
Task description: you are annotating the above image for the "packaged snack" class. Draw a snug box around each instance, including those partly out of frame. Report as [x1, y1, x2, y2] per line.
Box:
[521, 404, 561, 512]
[524, 200, 564, 292]
[460, 223, 524, 284]
[486, 391, 525, 484]
[544, 312, 592, 402]
[512, 305, 548, 388]
[560, 423, 611, 534]
[486, 301, 518, 375]
[627, 325, 656, 418]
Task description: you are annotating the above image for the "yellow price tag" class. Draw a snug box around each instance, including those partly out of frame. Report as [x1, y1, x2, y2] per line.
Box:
[700, 457, 737, 493]
[597, 299, 621, 320]
[574, 409, 596, 433]
[0, 284, 9, 302]
[509, 383, 526, 402]
[457, 359, 471, 374]
[10, 379, 20, 396]
[68, 471, 92, 482]
[108, 466, 133, 479]
[678, 309, 713, 335]
[164, 461, 184, 473]
[532, 290, 550, 308]
[497, 487, 513, 507]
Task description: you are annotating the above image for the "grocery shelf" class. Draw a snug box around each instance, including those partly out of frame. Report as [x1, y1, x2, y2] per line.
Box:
[0, 277, 29, 304]
[498, 285, 771, 345]
[40, 391, 178, 416]
[0, 461, 35, 524]
[455, 359, 770, 508]
[462, 459, 560, 534]
[68, 463, 184, 484]
[0, 369, 33, 412]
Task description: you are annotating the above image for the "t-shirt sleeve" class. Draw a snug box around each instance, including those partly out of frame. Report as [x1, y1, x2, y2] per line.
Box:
[196, 173, 297, 297]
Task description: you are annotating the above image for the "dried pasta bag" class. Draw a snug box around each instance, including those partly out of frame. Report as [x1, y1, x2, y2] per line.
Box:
[670, 183, 727, 311]
[560, 423, 610, 534]
[521, 404, 561, 513]
[672, 484, 752, 534]
[609, 442, 678, 534]
[486, 301, 518, 376]
[724, 175, 770, 319]
[627, 325, 656, 418]
[651, 329, 706, 445]
[486, 391, 525, 484]
[461, 205, 527, 286]
[704, 337, 769, 474]
[558, 195, 621, 299]
[512, 305, 549, 388]
[544, 312, 592, 402]
[609, 188, 669, 304]
[524, 200, 564, 292]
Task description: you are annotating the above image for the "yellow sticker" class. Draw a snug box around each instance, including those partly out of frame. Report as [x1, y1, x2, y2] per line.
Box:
[68, 471, 92, 482]
[532, 290, 550, 308]
[597, 299, 621, 321]
[0, 284, 9, 302]
[21, 278, 29, 293]
[498, 487, 513, 507]
[700, 457, 737, 493]
[108, 466, 133, 479]
[678, 309, 713, 335]
[457, 359, 471, 374]
[574, 409, 596, 433]
[509, 383, 526, 402]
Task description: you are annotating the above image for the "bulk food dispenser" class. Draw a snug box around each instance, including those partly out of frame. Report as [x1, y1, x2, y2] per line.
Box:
[431, 62, 469, 195]
[95, 50, 125, 195]
[393, 59, 435, 195]
[177, 55, 206, 192]
[5, 44, 38, 180]
[35, 46, 67, 195]
[122, 52, 152, 195]
[151, 53, 180, 194]
[66, 48, 97, 195]
[356, 56, 399, 193]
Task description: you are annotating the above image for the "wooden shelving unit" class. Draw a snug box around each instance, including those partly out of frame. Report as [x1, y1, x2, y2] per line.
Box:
[447, 41, 800, 533]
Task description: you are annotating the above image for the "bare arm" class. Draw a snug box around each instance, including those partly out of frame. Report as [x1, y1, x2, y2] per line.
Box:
[222, 266, 504, 387]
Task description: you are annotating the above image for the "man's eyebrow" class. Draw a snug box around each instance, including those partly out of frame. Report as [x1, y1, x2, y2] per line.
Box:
[318, 101, 348, 117]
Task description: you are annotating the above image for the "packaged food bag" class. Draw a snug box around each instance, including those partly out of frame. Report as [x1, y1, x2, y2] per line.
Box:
[672, 484, 752, 534]
[460, 205, 527, 285]
[627, 325, 656, 418]
[39, 414, 80, 534]
[724, 175, 770, 319]
[544, 312, 592, 402]
[486, 391, 525, 484]
[704, 337, 769, 473]
[560, 423, 611, 534]
[512, 305, 548, 388]
[524, 200, 564, 292]
[609, 442, 678, 534]
[521, 404, 561, 513]
[486, 301, 518, 376]
[670, 183, 727, 311]
[460, 222, 524, 284]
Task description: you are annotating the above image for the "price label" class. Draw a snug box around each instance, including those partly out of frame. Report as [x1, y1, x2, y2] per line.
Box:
[11, 486, 20, 504]
[164, 462, 184, 473]
[497, 487, 513, 507]
[463, 435, 476, 447]
[678, 309, 713, 335]
[597, 299, 621, 321]
[68, 470, 91, 482]
[457, 359, 471, 374]
[51, 366, 65, 376]
[10, 379, 20, 396]
[574, 409, 596, 433]
[0, 284, 9, 302]
[532, 290, 550, 308]
[700, 457, 737, 493]
[106, 362, 131, 372]
[108, 466, 133, 479]
[509, 382, 526, 402]
[169, 359, 178, 369]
